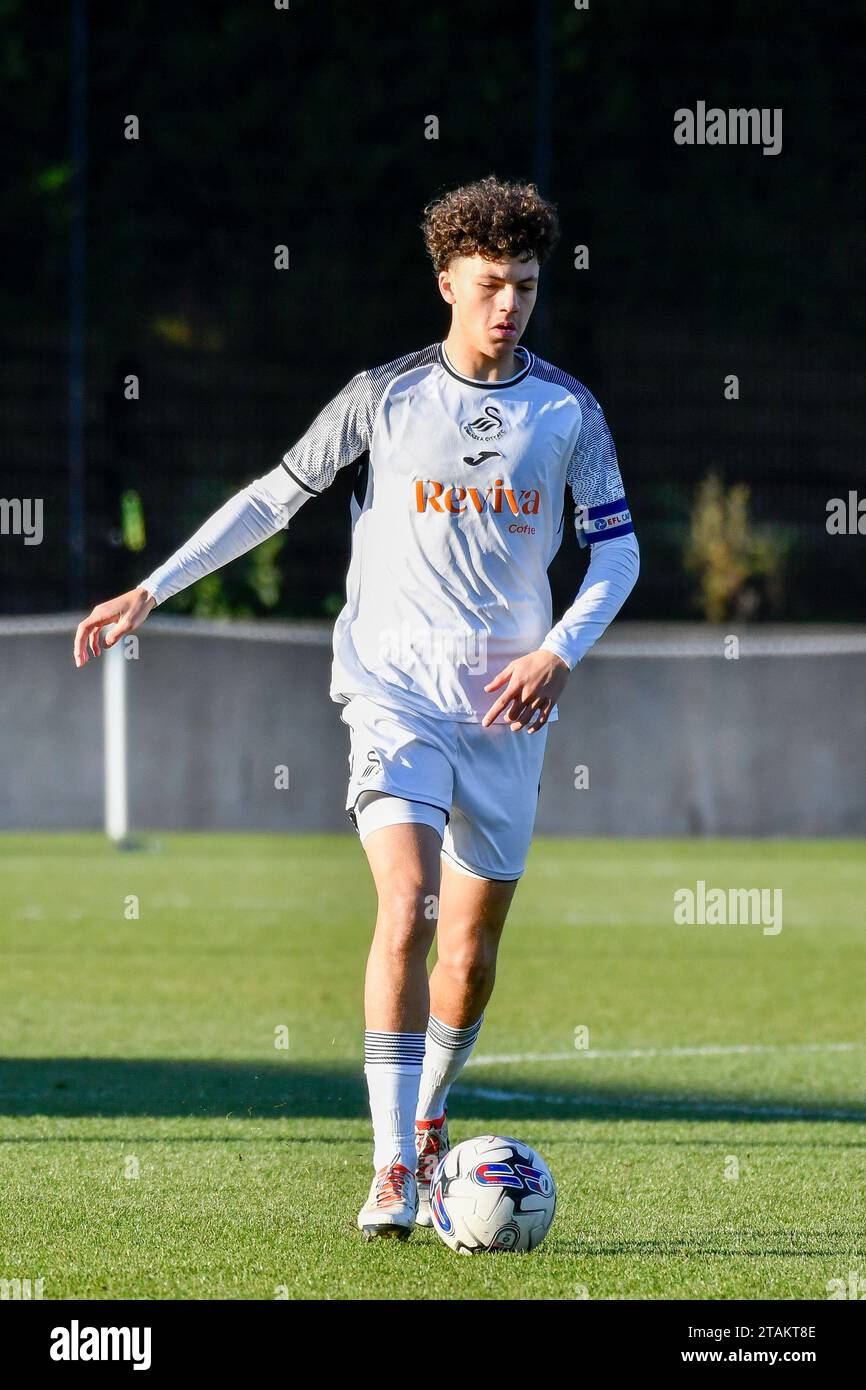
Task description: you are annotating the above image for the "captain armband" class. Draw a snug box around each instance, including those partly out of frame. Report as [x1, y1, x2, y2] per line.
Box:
[574, 497, 634, 548]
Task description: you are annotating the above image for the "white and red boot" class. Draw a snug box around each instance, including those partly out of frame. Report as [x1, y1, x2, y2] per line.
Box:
[357, 1160, 418, 1240]
[414, 1112, 450, 1227]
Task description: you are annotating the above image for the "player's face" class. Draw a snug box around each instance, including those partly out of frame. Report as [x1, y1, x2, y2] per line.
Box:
[438, 255, 539, 359]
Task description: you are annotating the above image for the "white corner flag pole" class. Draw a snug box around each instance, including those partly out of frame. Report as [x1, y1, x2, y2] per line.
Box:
[103, 631, 129, 843]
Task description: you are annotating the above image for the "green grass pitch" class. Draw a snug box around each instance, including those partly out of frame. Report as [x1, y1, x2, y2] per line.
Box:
[1, 833, 863, 1300]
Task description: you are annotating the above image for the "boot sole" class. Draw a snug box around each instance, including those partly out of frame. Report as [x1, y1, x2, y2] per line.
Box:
[360, 1222, 413, 1241]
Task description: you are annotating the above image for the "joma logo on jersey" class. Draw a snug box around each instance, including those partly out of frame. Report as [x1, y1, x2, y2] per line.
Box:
[415, 479, 540, 516]
[460, 404, 506, 441]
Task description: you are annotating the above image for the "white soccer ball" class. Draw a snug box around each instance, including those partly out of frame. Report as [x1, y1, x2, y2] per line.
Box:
[430, 1134, 556, 1254]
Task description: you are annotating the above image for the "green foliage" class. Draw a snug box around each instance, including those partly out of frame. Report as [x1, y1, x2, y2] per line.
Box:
[120, 489, 146, 552]
[684, 473, 786, 623]
[244, 532, 285, 610]
[321, 592, 345, 618]
[168, 529, 286, 618]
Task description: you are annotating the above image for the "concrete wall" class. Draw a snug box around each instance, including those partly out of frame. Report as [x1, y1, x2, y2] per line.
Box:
[1, 620, 864, 836]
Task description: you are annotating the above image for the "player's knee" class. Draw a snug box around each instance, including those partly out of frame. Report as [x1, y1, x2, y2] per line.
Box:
[374, 886, 437, 956]
[374, 920, 436, 964]
[437, 937, 497, 992]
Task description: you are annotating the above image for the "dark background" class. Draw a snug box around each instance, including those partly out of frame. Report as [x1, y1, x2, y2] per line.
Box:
[2, 0, 864, 620]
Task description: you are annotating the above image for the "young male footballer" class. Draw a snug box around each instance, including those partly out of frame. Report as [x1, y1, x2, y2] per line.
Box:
[74, 176, 639, 1240]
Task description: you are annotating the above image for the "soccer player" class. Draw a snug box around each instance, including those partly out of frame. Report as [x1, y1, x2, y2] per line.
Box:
[74, 176, 639, 1240]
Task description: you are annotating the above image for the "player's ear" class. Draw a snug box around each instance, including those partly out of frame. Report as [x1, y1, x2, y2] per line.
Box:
[437, 268, 456, 305]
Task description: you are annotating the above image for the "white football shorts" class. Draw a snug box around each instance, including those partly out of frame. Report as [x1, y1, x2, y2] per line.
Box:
[340, 694, 549, 881]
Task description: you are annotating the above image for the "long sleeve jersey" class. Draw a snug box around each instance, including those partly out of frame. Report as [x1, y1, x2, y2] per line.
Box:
[140, 340, 639, 722]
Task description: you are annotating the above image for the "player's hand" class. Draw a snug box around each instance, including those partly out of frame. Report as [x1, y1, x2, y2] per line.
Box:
[481, 649, 570, 732]
[73, 587, 156, 667]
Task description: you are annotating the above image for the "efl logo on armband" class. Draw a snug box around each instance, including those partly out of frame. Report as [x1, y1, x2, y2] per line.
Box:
[575, 498, 633, 546]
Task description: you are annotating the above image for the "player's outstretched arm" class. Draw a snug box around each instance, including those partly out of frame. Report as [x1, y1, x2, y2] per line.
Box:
[72, 368, 376, 668]
[72, 470, 305, 667]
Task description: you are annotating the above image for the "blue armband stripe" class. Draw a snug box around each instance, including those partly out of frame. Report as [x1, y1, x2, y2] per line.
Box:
[587, 497, 629, 520]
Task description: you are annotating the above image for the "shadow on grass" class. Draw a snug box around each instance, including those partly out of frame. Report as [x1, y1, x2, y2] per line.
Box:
[0, 1058, 864, 1125]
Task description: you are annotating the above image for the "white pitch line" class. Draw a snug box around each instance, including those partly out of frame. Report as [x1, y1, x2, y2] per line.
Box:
[467, 1042, 863, 1067]
[454, 1084, 866, 1123]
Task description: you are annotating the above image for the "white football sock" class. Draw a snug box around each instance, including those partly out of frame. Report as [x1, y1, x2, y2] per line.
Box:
[417, 1014, 484, 1121]
[364, 1030, 426, 1171]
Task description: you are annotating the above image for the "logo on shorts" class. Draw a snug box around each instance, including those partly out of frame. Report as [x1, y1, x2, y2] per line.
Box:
[359, 749, 382, 782]
[461, 404, 507, 442]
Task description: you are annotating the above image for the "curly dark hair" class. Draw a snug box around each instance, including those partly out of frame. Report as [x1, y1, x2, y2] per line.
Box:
[421, 176, 560, 273]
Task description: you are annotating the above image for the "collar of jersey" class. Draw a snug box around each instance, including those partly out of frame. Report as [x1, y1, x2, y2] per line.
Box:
[437, 340, 534, 389]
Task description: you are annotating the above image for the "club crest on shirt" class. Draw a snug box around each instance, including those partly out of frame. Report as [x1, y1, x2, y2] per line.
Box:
[460, 404, 507, 442]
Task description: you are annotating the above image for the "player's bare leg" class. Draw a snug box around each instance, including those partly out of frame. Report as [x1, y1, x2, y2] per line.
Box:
[362, 821, 441, 1031]
[429, 860, 518, 1026]
[414, 859, 519, 1222]
[356, 820, 441, 1239]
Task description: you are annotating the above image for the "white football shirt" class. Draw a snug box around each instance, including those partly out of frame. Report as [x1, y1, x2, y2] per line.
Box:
[277, 341, 634, 721]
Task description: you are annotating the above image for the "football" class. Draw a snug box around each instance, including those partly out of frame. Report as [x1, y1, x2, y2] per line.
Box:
[430, 1134, 556, 1254]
